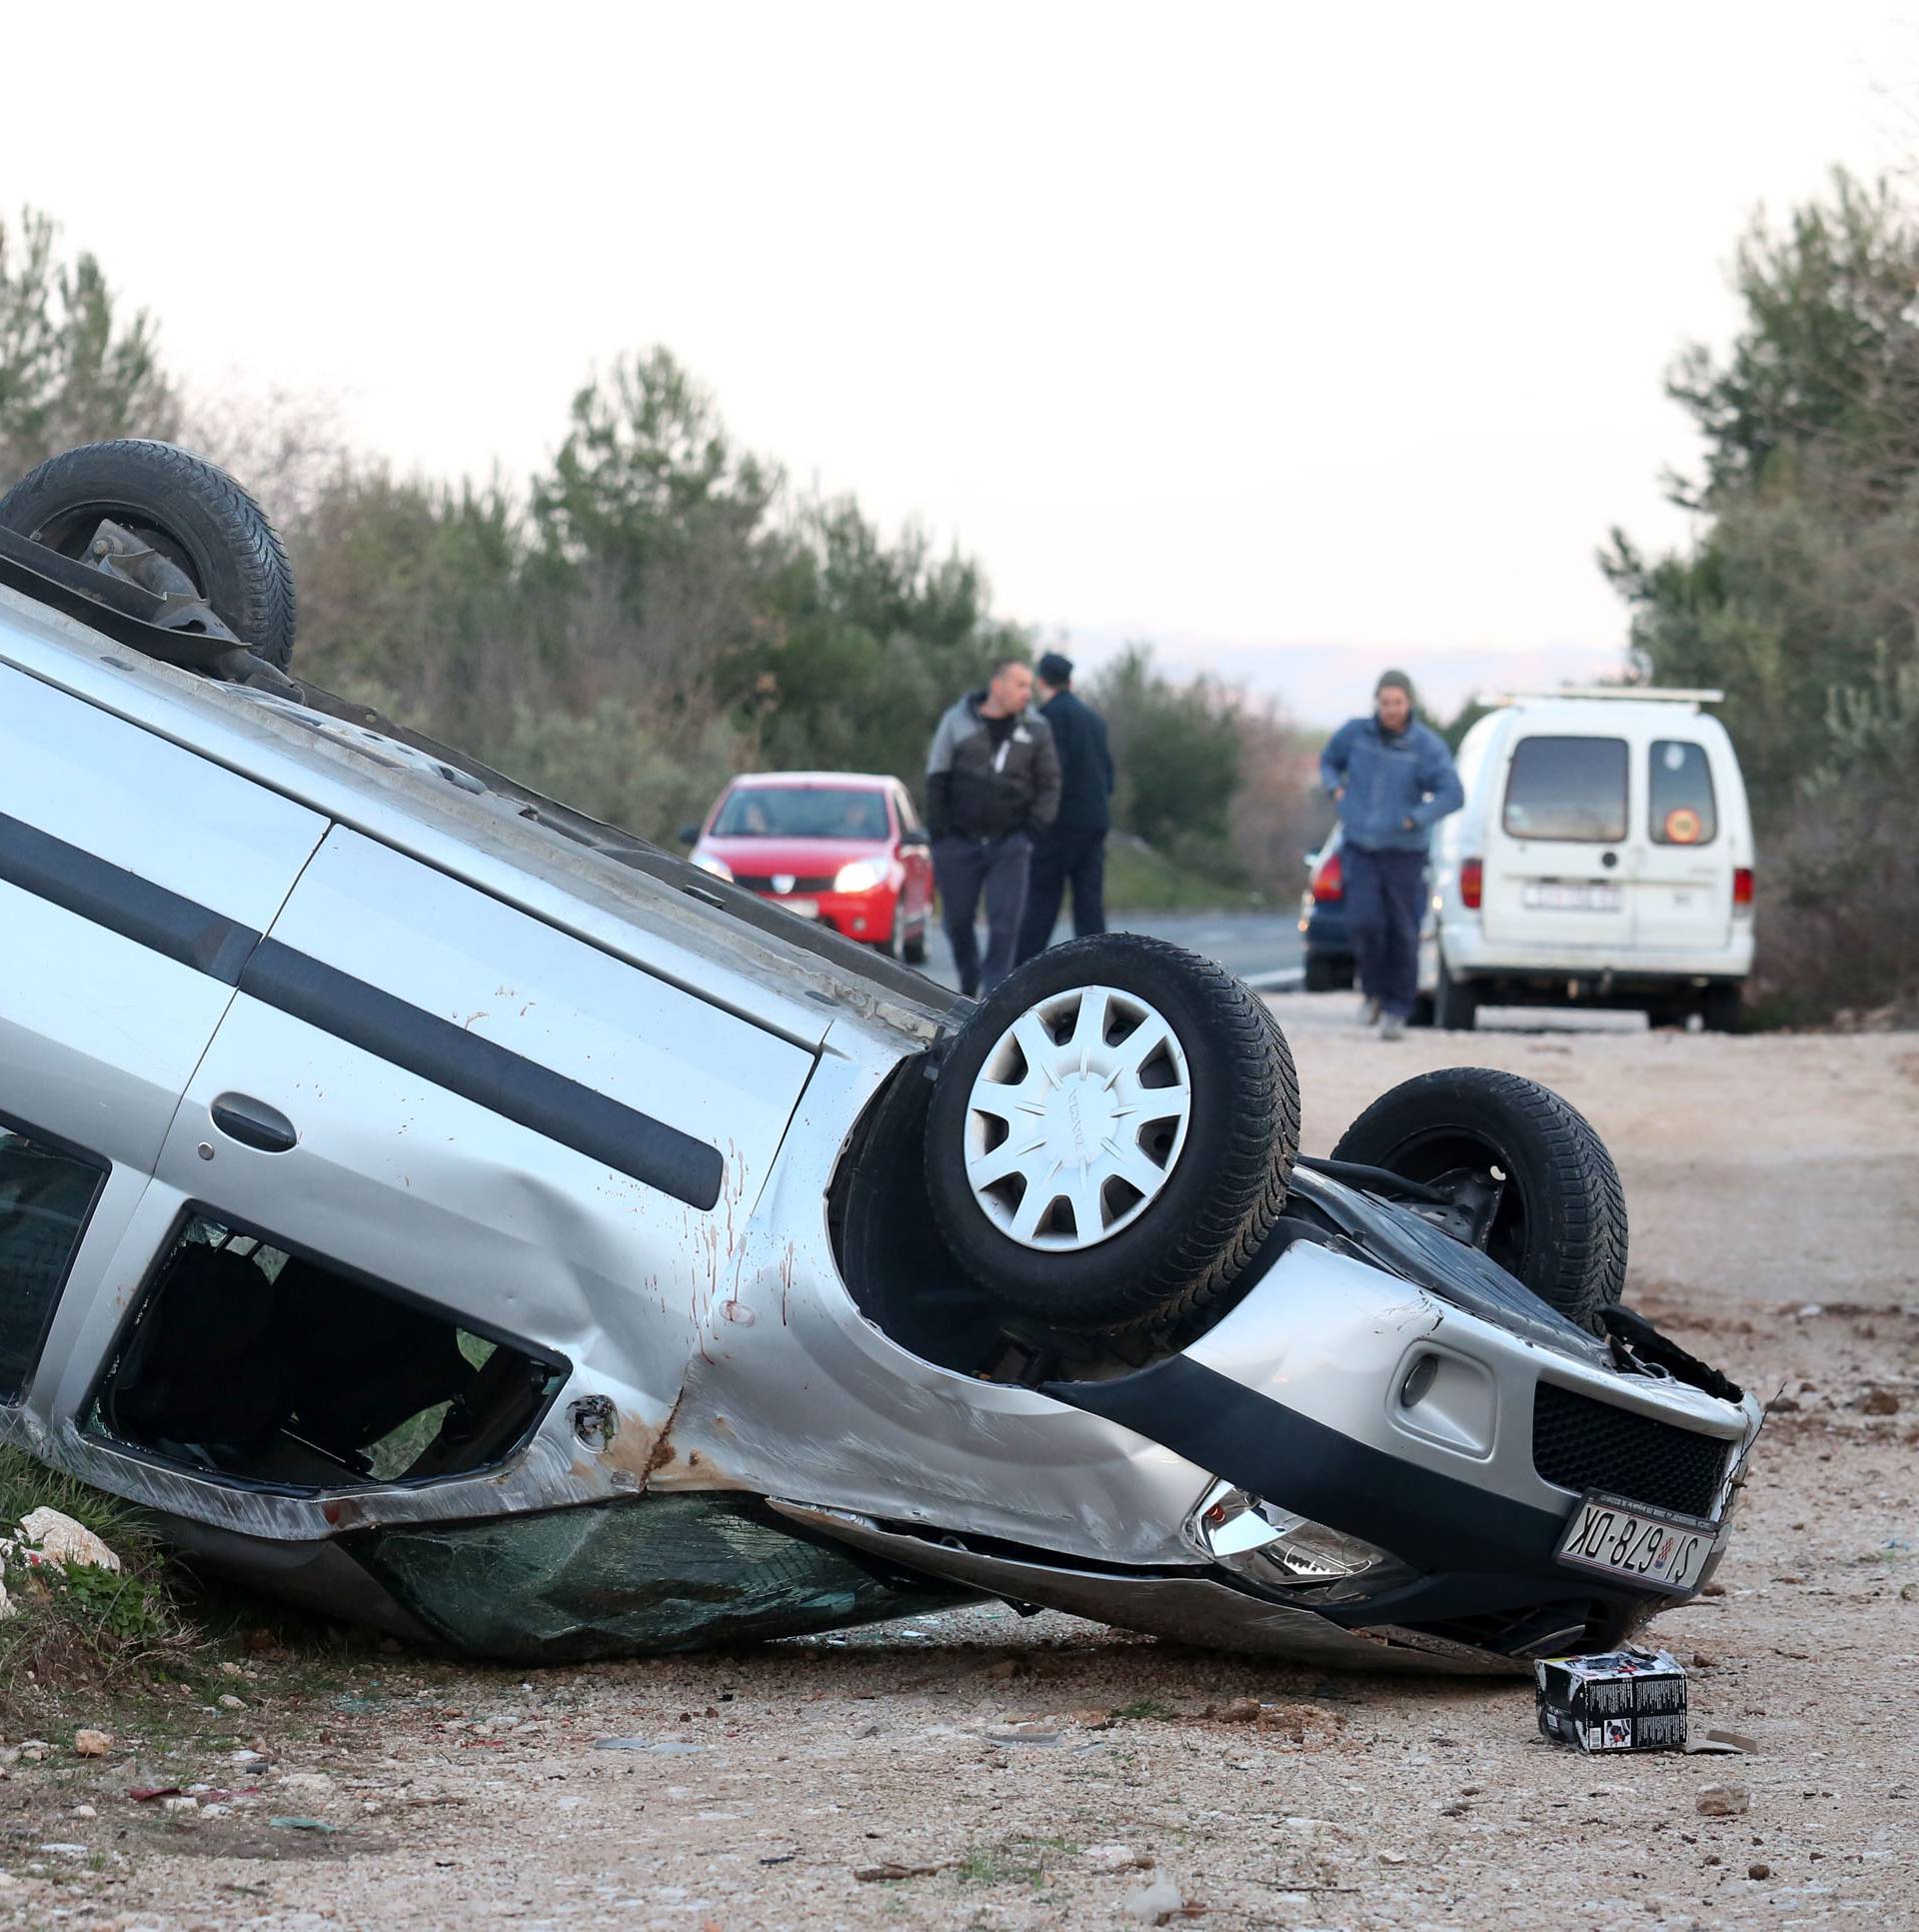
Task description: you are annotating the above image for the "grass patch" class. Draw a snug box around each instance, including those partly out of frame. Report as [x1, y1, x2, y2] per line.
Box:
[1103, 837, 1249, 916]
[1107, 1697, 1175, 1722]
[0, 1447, 369, 1734]
[956, 1835, 1076, 1888]
[0, 1447, 195, 1717]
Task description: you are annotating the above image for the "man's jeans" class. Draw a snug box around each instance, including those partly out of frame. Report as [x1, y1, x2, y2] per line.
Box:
[934, 832, 1031, 996]
[1343, 845, 1426, 1019]
[1013, 826, 1107, 965]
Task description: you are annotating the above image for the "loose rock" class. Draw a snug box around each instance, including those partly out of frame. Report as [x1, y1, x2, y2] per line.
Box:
[1696, 1783, 1750, 1817]
[1083, 1843, 1152, 1872]
[72, 1729, 110, 1757]
[16, 1508, 120, 1572]
[1120, 1876, 1188, 1925]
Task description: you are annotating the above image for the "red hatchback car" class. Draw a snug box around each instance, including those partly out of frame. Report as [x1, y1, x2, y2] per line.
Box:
[687, 772, 935, 962]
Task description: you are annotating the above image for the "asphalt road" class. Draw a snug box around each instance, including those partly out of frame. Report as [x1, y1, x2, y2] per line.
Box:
[920, 907, 1304, 992]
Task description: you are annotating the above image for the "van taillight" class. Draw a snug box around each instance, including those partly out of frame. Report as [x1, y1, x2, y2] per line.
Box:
[1733, 866, 1754, 912]
[1460, 858, 1483, 912]
[1312, 852, 1344, 903]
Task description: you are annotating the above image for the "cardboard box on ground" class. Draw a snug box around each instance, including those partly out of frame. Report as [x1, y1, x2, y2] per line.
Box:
[1535, 1647, 1687, 1753]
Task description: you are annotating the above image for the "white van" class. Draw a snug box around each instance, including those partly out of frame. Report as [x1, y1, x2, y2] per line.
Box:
[1419, 691, 1754, 1030]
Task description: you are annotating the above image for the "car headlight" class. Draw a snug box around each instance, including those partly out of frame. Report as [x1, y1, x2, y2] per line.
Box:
[833, 859, 886, 894]
[693, 855, 733, 882]
[1184, 1479, 1409, 1593]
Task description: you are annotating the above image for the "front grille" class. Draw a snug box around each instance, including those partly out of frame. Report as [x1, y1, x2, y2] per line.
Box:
[736, 874, 835, 895]
[1532, 1382, 1729, 1519]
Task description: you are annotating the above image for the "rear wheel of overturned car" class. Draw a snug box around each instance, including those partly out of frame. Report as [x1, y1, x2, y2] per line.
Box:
[924, 935, 1300, 1330]
[1329, 1065, 1627, 1331]
[0, 439, 297, 667]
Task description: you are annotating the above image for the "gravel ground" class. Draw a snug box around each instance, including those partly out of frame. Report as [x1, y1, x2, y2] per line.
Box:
[3, 995, 1914, 1930]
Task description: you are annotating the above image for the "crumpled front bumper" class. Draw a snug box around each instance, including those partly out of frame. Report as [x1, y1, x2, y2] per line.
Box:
[1036, 1238, 1761, 1659]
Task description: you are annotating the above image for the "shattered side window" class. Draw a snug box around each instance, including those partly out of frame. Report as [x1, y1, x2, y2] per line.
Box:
[349, 1493, 973, 1664]
[88, 1212, 567, 1490]
[0, 1120, 108, 1403]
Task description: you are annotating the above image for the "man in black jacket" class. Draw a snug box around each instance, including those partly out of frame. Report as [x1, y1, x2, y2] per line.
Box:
[926, 656, 1062, 995]
[1014, 652, 1114, 965]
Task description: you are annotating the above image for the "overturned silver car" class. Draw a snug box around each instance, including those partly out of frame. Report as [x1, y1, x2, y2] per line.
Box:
[0, 442, 1762, 1670]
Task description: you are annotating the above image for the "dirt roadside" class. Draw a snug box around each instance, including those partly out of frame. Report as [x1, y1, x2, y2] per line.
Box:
[2, 995, 1914, 1931]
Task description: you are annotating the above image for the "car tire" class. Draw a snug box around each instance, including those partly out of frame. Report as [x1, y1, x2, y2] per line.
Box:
[924, 935, 1299, 1330]
[1329, 1066, 1627, 1330]
[1434, 957, 1477, 1030]
[903, 922, 929, 966]
[0, 440, 296, 666]
[1702, 983, 1742, 1033]
[1302, 952, 1342, 993]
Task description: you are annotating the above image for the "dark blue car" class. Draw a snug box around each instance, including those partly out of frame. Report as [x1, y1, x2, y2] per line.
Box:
[1299, 828, 1353, 990]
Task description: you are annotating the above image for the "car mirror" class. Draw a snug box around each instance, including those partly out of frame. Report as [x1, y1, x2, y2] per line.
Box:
[677, 823, 700, 847]
[899, 827, 931, 849]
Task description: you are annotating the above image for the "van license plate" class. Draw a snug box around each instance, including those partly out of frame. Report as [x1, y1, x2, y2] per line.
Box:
[1555, 1492, 1714, 1595]
[1523, 883, 1621, 912]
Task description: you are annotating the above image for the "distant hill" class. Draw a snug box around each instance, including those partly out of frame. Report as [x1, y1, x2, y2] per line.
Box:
[1056, 631, 1621, 727]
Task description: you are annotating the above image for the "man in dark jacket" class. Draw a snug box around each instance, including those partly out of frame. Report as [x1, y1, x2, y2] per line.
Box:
[1318, 670, 1463, 1037]
[1014, 652, 1114, 964]
[927, 656, 1062, 995]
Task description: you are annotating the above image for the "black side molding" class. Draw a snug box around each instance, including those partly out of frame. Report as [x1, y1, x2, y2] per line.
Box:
[241, 941, 726, 1211]
[0, 810, 259, 983]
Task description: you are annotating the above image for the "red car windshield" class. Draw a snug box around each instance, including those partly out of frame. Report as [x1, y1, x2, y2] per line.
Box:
[712, 787, 890, 841]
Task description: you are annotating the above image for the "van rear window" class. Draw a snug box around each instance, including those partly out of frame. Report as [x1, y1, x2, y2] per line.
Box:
[1649, 740, 1718, 845]
[1501, 737, 1628, 844]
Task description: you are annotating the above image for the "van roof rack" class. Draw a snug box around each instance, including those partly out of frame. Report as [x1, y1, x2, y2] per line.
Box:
[1483, 686, 1724, 707]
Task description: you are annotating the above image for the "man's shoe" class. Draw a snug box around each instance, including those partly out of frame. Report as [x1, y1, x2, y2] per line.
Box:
[1359, 995, 1382, 1025]
[1379, 1012, 1405, 1040]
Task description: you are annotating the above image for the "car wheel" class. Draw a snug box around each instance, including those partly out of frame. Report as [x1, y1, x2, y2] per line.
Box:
[1329, 1066, 1627, 1330]
[1702, 983, 1742, 1033]
[903, 920, 929, 966]
[924, 935, 1299, 1330]
[1434, 957, 1477, 1030]
[0, 440, 296, 667]
[1302, 952, 1341, 992]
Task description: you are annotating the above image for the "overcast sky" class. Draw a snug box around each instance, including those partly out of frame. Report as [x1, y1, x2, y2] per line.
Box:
[4, 3, 1914, 721]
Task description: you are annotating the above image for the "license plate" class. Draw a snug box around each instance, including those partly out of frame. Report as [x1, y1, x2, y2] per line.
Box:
[1556, 1492, 1714, 1595]
[778, 898, 819, 920]
[1523, 882, 1621, 913]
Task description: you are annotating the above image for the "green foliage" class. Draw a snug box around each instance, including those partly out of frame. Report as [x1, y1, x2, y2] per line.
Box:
[1440, 697, 1496, 752]
[0, 208, 178, 474]
[1605, 168, 1919, 1016]
[0, 1448, 189, 1709]
[1090, 646, 1246, 892]
[0, 214, 1304, 899]
[1103, 836, 1244, 913]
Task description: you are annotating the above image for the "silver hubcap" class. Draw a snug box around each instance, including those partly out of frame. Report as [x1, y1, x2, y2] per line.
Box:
[963, 983, 1191, 1251]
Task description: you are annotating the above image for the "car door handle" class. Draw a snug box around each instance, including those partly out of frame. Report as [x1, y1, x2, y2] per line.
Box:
[210, 1092, 298, 1153]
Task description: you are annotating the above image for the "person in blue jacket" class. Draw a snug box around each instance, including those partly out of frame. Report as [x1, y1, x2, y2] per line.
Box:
[1318, 670, 1463, 1037]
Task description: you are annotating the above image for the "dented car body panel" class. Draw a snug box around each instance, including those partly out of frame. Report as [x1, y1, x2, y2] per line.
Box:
[0, 563, 1765, 1670]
